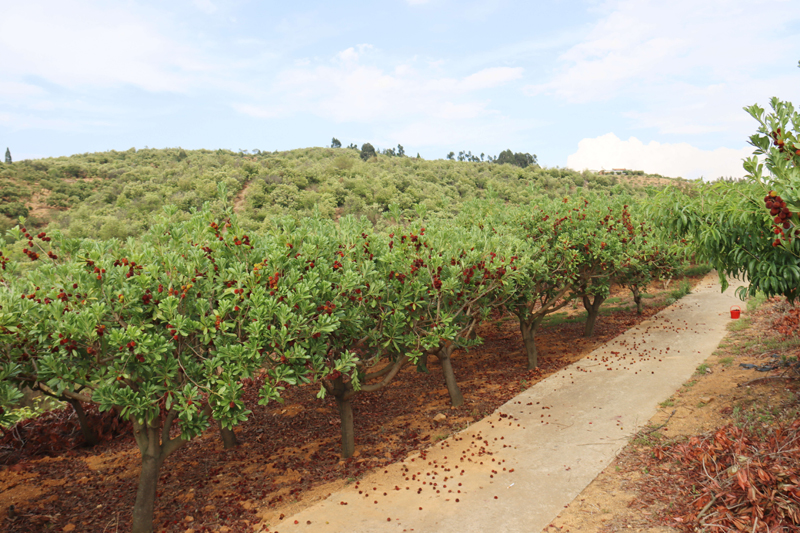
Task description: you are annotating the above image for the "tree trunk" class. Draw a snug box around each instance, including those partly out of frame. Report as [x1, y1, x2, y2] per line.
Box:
[520, 318, 539, 370]
[335, 395, 355, 459]
[68, 399, 97, 446]
[219, 424, 238, 449]
[130, 413, 186, 533]
[132, 446, 160, 533]
[582, 294, 606, 337]
[633, 289, 643, 314]
[436, 344, 463, 407]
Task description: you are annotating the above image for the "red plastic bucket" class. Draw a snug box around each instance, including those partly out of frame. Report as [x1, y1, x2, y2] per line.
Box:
[730, 305, 741, 319]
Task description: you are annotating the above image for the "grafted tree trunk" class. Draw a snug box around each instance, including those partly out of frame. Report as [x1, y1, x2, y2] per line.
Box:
[519, 318, 540, 370]
[130, 412, 186, 533]
[514, 290, 571, 370]
[132, 448, 160, 533]
[219, 425, 239, 449]
[519, 316, 544, 370]
[326, 355, 410, 459]
[330, 375, 356, 459]
[631, 286, 643, 314]
[435, 344, 463, 407]
[582, 294, 606, 337]
[68, 399, 98, 446]
[335, 395, 355, 459]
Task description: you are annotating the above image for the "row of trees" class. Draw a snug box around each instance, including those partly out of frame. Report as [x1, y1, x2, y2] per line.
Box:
[446, 149, 538, 168]
[330, 138, 537, 168]
[330, 139, 412, 160]
[0, 189, 679, 532]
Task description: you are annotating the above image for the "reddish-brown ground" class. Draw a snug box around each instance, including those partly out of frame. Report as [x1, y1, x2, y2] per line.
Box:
[0, 278, 705, 533]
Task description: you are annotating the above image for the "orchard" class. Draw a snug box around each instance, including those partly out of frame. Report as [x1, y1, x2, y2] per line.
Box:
[1, 186, 689, 531]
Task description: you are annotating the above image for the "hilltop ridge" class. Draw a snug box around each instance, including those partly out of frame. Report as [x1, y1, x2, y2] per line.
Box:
[0, 146, 691, 238]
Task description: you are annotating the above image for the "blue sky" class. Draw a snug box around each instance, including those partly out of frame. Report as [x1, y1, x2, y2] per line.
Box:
[1, 0, 799, 179]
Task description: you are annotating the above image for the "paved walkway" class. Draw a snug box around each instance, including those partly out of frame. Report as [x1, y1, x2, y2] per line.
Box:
[270, 274, 745, 533]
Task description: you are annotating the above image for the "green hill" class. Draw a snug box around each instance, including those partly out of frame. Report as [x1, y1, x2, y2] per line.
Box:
[0, 146, 690, 238]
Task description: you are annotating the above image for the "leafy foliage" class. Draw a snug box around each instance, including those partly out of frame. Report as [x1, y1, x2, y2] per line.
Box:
[0, 146, 685, 241]
[653, 97, 800, 301]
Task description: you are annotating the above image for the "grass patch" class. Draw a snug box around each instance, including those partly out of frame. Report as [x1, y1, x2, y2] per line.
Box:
[633, 430, 663, 446]
[760, 336, 800, 352]
[727, 316, 751, 332]
[732, 395, 800, 433]
[659, 398, 675, 408]
[540, 312, 584, 327]
[669, 280, 692, 301]
[747, 291, 768, 312]
[679, 263, 713, 277]
[695, 363, 710, 375]
[719, 357, 735, 366]
[682, 379, 698, 390]
[599, 305, 632, 315]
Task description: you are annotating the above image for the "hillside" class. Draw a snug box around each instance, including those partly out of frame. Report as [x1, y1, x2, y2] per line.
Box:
[0, 146, 691, 238]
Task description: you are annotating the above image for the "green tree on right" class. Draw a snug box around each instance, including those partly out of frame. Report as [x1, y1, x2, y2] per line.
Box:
[4, 148, 10, 164]
[653, 97, 800, 301]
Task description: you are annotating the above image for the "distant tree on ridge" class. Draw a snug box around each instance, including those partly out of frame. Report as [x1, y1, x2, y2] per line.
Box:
[360, 143, 376, 161]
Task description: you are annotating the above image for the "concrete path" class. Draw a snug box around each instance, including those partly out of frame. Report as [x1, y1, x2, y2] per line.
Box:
[269, 274, 745, 533]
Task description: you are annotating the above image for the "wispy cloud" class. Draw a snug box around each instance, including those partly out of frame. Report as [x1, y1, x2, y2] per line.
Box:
[237, 47, 525, 126]
[0, 1, 207, 93]
[462, 67, 523, 90]
[527, 0, 800, 139]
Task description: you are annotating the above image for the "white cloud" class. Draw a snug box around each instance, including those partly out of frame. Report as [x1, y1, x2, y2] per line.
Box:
[0, 82, 46, 98]
[192, 0, 217, 14]
[462, 67, 523, 90]
[528, 0, 800, 143]
[337, 47, 360, 63]
[566, 133, 752, 179]
[244, 49, 523, 124]
[529, 0, 800, 102]
[0, 1, 207, 92]
[336, 44, 374, 63]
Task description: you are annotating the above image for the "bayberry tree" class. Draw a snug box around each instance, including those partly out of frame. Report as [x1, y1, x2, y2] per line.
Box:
[500, 199, 582, 369]
[653, 98, 800, 300]
[271, 216, 521, 458]
[615, 220, 679, 314]
[0, 205, 339, 533]
[386, 219, 524, 407]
